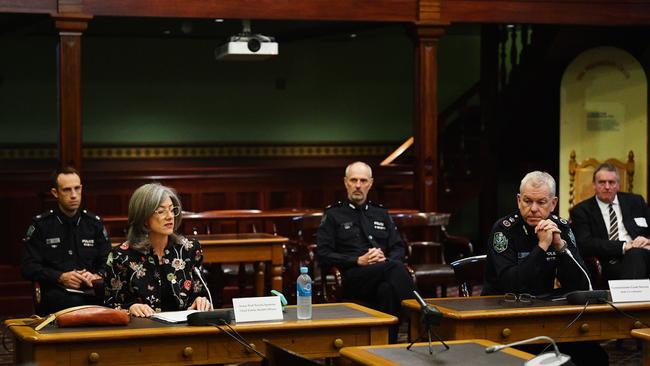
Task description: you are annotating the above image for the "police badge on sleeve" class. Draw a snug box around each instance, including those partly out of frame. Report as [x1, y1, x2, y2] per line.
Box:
[493, 232, 508, 253]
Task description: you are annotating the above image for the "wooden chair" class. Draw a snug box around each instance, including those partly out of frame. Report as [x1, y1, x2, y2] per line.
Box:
[32, 279, 105, 316]
[568, 150, 635, 289]
[392, 213, 472, 298]
[450, 255, 486, 297]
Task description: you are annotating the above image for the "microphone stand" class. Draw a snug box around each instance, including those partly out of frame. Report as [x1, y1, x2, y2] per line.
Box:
[407, 291, 449, 354]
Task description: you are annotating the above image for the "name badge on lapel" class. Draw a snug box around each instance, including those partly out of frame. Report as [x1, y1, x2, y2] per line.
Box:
[82, 239, 95, 247]
[373, 221, 386, 230]
[46, 237, 61, 248]
[342, 222, 353, 230]
[634, 217, 648, 228]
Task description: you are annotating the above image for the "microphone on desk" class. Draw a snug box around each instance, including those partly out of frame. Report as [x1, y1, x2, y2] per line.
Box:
[193, 266, 214, 310]
[188, 267, 236, 326]
[485, 335, 571, 366]
[561, 247, 609, 305]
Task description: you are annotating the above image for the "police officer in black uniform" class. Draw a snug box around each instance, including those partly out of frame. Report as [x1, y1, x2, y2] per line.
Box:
[316, 161, 414, 343]
[483, 171, 607, 366]
[22, 167, 111, 315]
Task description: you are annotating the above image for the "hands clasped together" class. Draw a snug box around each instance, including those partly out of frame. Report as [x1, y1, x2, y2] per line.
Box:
[534, 219, 565, 252]
[58, 269, 102, 289]
[357, 247, 386, 266]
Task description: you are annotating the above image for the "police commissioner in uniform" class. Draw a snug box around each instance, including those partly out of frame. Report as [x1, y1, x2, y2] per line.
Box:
[482, 212, 589, 296]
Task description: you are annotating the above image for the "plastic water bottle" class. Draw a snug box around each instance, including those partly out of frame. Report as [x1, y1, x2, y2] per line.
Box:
[296, 266, 312, 320]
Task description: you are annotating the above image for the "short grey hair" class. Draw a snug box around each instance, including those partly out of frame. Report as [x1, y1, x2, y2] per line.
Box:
[127, 183, 184, 253]
[345, 161, 373, 178]
[519, 171, 556, 197]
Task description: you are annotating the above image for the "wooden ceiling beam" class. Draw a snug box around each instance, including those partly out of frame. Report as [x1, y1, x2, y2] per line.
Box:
[442, 0, 650, 26]
[74, 0, 417, 22]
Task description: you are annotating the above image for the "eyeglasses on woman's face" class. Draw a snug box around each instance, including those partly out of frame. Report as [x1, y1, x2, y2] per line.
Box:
[153, 205, 180, 217]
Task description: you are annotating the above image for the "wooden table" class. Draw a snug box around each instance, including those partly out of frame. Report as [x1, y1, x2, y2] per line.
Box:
[631, 328, 650, 366]
[195, 233, 287, 297]
[404, 296, 650, 344]
[340, 339, 533, 366]
[5, 302, 396, 366]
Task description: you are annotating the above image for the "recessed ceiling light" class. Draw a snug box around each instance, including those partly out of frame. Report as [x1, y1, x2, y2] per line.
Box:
[214, 19, 224, 23]
[163, 30, 171, 35]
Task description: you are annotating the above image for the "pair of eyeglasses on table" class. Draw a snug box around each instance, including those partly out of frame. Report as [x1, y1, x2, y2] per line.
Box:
[503, 293, 535, 304]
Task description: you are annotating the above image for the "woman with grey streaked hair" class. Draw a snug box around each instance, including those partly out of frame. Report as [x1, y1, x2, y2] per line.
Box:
[104, 183, 211, 317]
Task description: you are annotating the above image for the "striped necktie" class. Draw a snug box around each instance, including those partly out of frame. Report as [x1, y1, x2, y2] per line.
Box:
[608, 203, 619, 241]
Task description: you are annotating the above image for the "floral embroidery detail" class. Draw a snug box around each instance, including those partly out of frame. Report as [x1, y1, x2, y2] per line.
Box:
[181, 237, 194, 250]
[110, 278, 122, 291]
[183, 280, 192, 291]
[129, 262, 146, 278]
[105, 238, 205, 312]
[171, 258, 186, 271]
[167, 273, 177, 283]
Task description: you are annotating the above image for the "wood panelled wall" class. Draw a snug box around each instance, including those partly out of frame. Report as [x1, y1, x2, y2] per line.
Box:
[0, 159, 415, 267]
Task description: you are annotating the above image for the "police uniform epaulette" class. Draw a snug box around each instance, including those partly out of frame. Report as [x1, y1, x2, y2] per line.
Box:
[33, 210, 54, 221]
[498, 214, 520, 230]
[82, 209, 102, 222]
[367, 201, 384, 208]
[324, 201, 344, 210]
[550, 214, 570, 227]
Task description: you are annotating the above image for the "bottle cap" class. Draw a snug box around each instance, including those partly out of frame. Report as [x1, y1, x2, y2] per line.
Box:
[300, 267, 308, 274]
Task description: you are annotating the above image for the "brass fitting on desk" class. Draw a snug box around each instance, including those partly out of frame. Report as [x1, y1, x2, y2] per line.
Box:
[580, 323, 590, 333]
[334, 338, 344, 349]
[634, 321, 644, 329]
[88, 352, 100, 363]
[183, 346, 193, 358]
[501, 328, 511, 338]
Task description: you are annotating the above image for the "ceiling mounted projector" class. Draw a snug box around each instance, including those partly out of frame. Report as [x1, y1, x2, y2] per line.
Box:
[215, 20, 278, 61]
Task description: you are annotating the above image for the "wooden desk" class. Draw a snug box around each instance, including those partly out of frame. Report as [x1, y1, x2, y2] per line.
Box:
[404, 296, 650, 343]
[340, 339, 533, 366]
[5, 303, 395, 366]
[631, 328, 650, 366]
[194, 233, 287, 297]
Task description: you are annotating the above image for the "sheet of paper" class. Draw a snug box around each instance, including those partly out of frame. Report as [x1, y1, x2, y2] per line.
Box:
[151, 309, 198, 323]
[609, 279, 650, 303]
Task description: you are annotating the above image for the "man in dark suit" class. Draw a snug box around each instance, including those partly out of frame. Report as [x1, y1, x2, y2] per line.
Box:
[570, 162, 650, 279]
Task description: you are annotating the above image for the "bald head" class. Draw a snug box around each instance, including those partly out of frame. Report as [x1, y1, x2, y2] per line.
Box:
[344, 161, 374, 205]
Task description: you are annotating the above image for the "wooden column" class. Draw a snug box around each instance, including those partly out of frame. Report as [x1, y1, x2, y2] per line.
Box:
[413, 25, 445, 211]
[53, 14, 91, 170]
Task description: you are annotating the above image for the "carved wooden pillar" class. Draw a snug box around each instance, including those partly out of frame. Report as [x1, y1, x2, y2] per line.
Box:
[53, 14, 91, 170]
[413, 25, 445, 211]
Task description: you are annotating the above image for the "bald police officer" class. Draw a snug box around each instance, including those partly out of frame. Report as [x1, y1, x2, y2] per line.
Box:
[22, 167, 111, 315]
[316, 162, 414, 343]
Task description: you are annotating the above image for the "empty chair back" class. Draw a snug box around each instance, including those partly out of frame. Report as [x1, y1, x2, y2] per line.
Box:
[451, 255, 487, 297]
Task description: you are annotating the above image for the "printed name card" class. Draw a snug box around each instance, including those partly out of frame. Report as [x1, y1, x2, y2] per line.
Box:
[609, 279, 650, 303]
[232, 296, 284, 323]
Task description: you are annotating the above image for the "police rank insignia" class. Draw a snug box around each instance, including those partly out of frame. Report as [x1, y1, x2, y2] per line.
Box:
[568, 230, 577, 246]
[493, 232, 508, 253]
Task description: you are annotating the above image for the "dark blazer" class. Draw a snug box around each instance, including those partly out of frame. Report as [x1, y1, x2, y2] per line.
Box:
[570, 192, 650, 262]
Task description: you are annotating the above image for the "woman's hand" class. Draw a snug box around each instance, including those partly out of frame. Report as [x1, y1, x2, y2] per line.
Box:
[189, 296, 212, 311]
[129, 303, 156, 317]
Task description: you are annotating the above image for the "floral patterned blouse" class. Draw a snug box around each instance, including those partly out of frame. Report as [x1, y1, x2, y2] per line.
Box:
[104, 236, 206, 312]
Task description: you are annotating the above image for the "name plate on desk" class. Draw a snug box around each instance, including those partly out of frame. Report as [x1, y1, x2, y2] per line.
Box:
[233, 296, 283, 323]
[609, 279, 650, 303]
